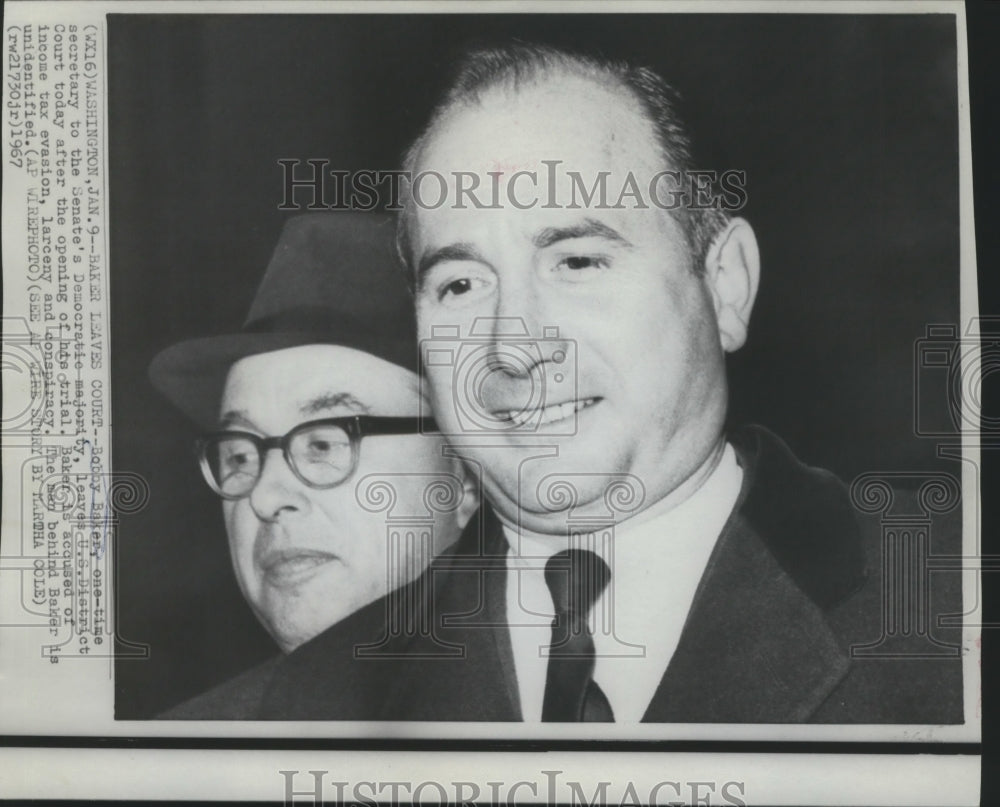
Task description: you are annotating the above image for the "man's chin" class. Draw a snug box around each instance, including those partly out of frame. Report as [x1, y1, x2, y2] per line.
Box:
[486, 464, 646, 535]
[266, 602, 356, 654]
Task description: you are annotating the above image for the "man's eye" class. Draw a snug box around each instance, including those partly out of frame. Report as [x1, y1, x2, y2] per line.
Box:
[298, 430, 351, 467]
[224, 451, 250, 468]
[557, 255, 609, 272]
[220, 449, 256, 480]
[434, 274, 491, 305]
[306, 438, 348, 456]
[441, 278, 473, 300]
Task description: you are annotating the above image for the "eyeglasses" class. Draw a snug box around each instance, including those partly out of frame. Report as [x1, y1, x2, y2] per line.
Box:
[195, 415, 433, 500]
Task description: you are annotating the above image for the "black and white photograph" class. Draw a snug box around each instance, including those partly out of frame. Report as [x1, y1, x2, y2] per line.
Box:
[109, 10, 971, 727]
[1, 1, 991, 803]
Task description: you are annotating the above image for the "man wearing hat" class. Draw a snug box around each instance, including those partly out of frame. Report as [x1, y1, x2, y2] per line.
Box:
[150, 212, 475, 718]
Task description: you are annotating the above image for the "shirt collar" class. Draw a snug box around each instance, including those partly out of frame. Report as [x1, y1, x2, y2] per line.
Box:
[503, 442, 743, 570]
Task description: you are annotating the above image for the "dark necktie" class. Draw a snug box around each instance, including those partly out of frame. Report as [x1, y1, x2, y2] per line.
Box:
[541, 549, 615, 722]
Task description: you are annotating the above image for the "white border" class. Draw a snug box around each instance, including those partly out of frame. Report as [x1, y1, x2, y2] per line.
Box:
[0, 0, 982, 801]
[0, 749, 981, 805]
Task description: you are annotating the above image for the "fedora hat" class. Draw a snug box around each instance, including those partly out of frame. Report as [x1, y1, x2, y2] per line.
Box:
[149, 212, 417, 429]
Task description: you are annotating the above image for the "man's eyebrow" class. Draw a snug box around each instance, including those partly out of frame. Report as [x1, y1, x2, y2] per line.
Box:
[299, 392, 370, 417]
[217, 410, 257, 431]
[416, 243, 485, 286]
[532, 218, 633, 250]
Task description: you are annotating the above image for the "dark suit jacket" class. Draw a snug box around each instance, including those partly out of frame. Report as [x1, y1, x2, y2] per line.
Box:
[176, 425, 966, 722]
[160, 656, 281, 719]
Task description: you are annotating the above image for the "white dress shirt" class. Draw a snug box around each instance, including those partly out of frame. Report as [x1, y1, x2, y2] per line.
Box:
[503, 443, 744, 722]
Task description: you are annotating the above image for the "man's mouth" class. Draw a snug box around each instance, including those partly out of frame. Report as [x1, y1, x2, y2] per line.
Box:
[260, 549, 339, 587]
[492, 396, 601, 428]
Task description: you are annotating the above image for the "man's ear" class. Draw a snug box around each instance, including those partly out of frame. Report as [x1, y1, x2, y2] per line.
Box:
[702, 217, 760, 353]
[454, 467, 480, 531]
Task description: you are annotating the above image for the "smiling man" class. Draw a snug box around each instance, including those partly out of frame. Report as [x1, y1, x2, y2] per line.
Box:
[259, 43, 963, 724]
[149, 213, 474, 718]
[408, 77, 756, 535]
[397, 44, 779, 723]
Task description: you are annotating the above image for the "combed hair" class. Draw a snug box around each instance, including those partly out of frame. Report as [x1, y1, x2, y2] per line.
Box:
[398, 41, 729, 283]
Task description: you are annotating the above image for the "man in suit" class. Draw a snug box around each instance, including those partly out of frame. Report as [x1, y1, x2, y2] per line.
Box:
[150, 213, 475, 718]
[260, 43, 964, 723]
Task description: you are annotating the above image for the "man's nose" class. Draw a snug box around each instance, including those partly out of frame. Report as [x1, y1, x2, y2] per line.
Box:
[248, 448, 308, 522]
[486, 279, 565, 376]
[493, 271, 540, 329]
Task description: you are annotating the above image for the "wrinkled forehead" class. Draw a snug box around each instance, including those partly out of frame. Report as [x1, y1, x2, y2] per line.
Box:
[220, 344, 424, 424]
[403, 73, 672, 262]
[416, 71, 660, 180]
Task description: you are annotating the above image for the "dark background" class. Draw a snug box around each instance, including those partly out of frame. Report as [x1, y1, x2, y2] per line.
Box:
[109, 13, 963, 718]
